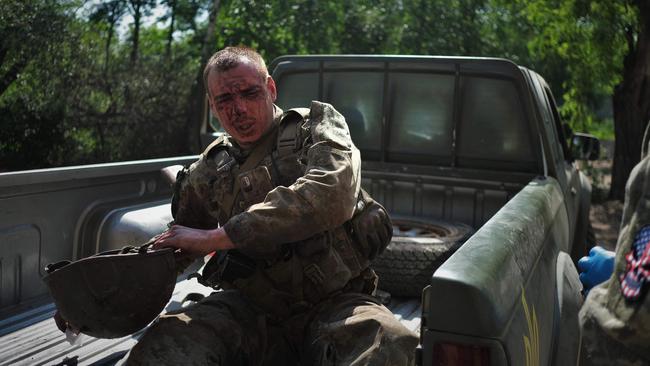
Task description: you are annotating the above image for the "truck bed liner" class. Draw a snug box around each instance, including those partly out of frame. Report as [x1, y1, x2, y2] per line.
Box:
[0, 278, 421, 366]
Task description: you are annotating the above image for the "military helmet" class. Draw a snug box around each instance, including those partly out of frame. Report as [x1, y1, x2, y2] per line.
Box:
[43, 245, 177, 339]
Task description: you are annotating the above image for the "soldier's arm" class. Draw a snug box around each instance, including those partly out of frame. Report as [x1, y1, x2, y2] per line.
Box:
[163, 160, 222, 271]
[224, 101, 361, 258]
[580, 156, 650, 359]
[172, 159, 220, 229]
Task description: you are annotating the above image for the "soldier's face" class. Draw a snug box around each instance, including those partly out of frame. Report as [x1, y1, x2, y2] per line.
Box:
[207, 61, 277, 146]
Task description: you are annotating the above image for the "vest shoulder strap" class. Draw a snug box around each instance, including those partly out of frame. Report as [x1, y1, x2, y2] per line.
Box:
[202, 134, 229, 159]
[277, 107, 310, 158]
[215, 107, 309, 219]
[222, 129, 278, 218]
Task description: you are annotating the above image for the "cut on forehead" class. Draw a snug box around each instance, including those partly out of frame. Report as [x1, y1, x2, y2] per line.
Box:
[203, 47, 268, 91]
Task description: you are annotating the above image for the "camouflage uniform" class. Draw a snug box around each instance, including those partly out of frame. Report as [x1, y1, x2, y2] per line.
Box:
[579, 134, 650, 365]
[126, 101, 419, 365]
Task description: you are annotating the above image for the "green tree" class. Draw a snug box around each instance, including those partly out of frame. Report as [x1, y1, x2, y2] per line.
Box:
[511, 0, 648, 200]
[89, 0, 127, 72]
[185, 0, 223, 153]
[0, 0, 86, 170]
[1, 0, 645, 184]
[0, 0, 71, 95]
[402, 0, 491, 55]
[339, 1, 403, 54]
[126, 0, 156, 65]
[610, 0, 649, 200]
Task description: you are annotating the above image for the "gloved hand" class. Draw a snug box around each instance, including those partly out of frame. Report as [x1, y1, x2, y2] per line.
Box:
[578, 246, 615, 293]
[352, 201, 392, 260]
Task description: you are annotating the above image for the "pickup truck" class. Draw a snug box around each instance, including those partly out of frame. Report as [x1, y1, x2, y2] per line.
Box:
[0, 55, 599, 365]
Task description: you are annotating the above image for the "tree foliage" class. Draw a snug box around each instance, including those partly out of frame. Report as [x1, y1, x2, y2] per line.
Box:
[0, 0, 646, 196]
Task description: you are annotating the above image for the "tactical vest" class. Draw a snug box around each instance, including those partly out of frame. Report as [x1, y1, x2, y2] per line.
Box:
[177, 107, 390, 320]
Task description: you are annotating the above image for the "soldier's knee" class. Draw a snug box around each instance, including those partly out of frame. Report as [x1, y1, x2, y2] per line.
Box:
[305, 311, 418, 365]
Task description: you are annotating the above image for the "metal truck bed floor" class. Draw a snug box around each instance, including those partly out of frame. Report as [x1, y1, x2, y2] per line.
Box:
[0, 278, 421, 366]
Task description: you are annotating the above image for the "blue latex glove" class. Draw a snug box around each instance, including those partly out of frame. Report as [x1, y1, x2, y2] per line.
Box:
[578, 246, 615, 292]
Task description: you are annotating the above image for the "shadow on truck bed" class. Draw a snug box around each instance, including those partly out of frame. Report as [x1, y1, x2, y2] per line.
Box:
[0, 261, 421, 366]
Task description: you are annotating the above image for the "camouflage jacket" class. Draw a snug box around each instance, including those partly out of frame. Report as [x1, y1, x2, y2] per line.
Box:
[580, 152, 650, 364]
[171, 101, 371, 317]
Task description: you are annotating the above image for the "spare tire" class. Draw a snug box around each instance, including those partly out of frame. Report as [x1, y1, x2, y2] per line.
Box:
[372, 217, 474, 297]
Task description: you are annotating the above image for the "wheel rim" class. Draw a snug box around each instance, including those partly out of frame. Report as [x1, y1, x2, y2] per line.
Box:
[392, 220, 453, 238]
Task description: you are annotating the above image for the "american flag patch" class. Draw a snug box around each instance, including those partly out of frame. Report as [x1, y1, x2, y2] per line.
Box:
[620, 225, 650, 301]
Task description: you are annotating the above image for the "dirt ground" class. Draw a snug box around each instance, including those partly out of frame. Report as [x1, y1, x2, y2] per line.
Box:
[589, 200, 623, 251]
[582, 159, 623, 251]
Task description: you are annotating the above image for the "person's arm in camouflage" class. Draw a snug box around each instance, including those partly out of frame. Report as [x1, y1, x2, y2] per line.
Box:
[171, 161, 219, 229]
[163, 162, 229, 271]
[224, 101, 361, 258]
[579, 153, 650, 363]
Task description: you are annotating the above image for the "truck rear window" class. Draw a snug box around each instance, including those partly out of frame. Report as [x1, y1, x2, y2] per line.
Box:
[323, 72, 384, 154]
[387, 73, 455, 162]
[276, 72, 319, 108]
[456, 76, 535, 169]
[276, 71, 384, 156]
[274, 65, 537, 172]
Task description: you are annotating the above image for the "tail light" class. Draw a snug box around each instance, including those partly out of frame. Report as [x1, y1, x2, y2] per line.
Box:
[432, 342, 490, 366]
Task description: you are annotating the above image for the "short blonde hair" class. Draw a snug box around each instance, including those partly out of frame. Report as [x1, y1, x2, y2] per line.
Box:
[203, 46, 268, 94]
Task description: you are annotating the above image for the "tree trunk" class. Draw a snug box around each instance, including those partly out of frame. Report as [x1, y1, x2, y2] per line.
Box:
[184, 0, 221, 153]
[0, 57, 29, 96]
[610, 0, 650, 200]
[129, 0, 142, 65]
[103, 1, 125, 73]
[0, 46, 8, 69]
[105, 21, 115, 72]
[166, 0, 176, 58]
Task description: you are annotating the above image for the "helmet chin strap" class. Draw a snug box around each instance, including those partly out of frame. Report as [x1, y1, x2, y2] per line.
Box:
[642, 120, 650, 160]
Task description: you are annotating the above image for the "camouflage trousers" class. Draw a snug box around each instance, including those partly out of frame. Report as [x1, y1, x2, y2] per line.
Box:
[124, 289, 419, 366]
[580, 284, 650, 366]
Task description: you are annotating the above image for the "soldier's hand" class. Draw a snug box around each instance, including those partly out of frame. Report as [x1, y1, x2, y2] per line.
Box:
[578, 246, 615, 293]
[354, 205, 392, 260]
[152, 225, 235, 256]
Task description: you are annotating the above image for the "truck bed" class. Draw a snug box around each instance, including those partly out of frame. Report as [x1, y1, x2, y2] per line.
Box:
[0, 277, 421, 366]
[0, 166, 522, 366]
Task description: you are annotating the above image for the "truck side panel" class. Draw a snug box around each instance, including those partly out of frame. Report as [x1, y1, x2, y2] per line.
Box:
[422, 176, 571, 365]
[0, 157, 195, 315]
